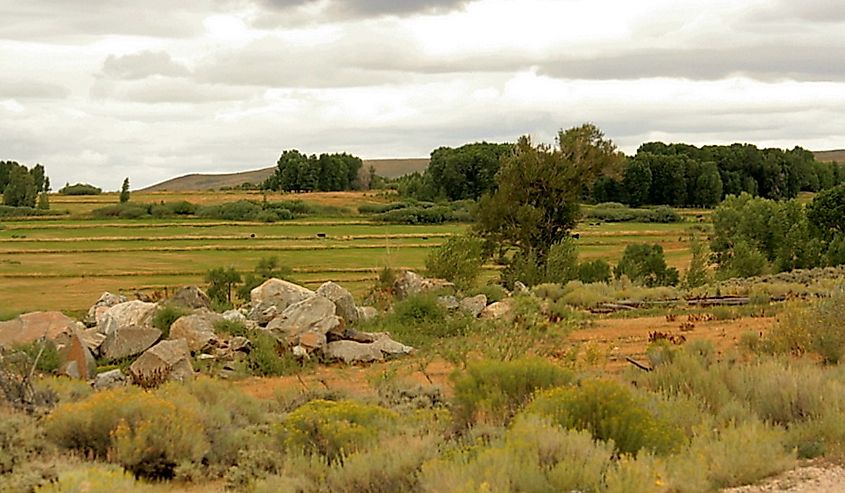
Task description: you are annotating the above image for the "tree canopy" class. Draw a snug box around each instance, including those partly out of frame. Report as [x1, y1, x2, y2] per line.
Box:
[476, 123, 623, 259]
[265, 150, 363, 193]
[2, 161, 48, 207]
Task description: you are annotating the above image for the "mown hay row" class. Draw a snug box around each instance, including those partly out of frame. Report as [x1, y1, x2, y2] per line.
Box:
[2, 220, 375, 230]
[0, 233, 454, 243]
[0, 242, 444, 255]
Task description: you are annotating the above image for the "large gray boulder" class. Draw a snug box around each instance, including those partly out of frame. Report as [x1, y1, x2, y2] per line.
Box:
[393, 271, 454, 299]
[371, 334, 415, 358]
[0, 311, 77, 348]
[356, 306, 378, 322]
[99, 326, 162, 360]
[460, 294, 488, 318]
[324, 340, 384, 364]
[84, 292, 128, 327]
[316, 281, 358, 324]
[169, 310, 223, 352]
[266, 296, 343, 351]
[129, 339, 194, 384]
[249, 279, 314, 325]
[437, 295, 460, 311]
[94, 369, 127, 390]
[97, 301, 157, 335]
[167, 286, 211, 310]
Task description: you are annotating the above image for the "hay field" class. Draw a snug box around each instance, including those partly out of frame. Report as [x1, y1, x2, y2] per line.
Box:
[0, 192, 707, 315]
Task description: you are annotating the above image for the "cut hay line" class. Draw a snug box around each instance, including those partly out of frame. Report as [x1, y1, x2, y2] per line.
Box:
[2, 220, 374, 230]
[0, 233, 454, 243]
[0, 242, 444, 255]
[0, 265, 504, 279]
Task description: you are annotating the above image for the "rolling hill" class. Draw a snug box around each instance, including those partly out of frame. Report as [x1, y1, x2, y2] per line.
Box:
[814, 150, 845, 163]
[141, 158, 430, 192]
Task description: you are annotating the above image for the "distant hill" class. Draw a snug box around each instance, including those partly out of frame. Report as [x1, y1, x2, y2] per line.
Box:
[141, 158, 429, 192]
[813, 150, 845, 163]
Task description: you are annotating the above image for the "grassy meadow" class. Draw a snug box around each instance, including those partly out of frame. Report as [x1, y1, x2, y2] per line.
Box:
[0, 191, 708, 315]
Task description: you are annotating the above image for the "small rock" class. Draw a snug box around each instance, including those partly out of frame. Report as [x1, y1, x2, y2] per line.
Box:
[356, 306, 379, 322]
[459, 294, 488, 318]
[222, 309, 246, 323]
[371, 334, 415, 357]
[94, 369, 127, 390]
[167, 286, 211, 310]
[437, 295, 460, 311]
[324, 340, 384, 364]
[229, 336, 251, 353]
[393, 271, 454, 299]
[316, 281, 359, 324]
[513, 281, 530, 294]
[480, 300, 512, 320]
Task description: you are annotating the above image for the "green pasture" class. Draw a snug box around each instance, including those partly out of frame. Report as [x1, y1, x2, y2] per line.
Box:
[0, 193, 710, 315]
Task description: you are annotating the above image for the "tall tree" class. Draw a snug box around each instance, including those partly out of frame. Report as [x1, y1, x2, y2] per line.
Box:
[476, 124, 623, 259]
[3, 166, 36, 207]
[120, 177, 130, 203]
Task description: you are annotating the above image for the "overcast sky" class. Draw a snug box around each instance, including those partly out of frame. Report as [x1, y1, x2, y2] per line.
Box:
[1, 0, 844, 189]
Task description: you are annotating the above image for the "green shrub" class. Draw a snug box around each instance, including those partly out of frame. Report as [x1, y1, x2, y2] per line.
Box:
[33, 376, 93, 403]
[532, 283, 566, 301]
[763, 287, 845, 363]
[717, 239, 768, 279]
[502, 238, 579, 288]
[151, 305, 187, 337]
[614, 243, 679, 287]
[247, 331, 299, 376]
[11, 340, 60, 374]
[44, 387, 208, 479]
[374, 206, 457, 224]
[466, 284, 507, 303]
[424, 234, 484, 290]
[526, 380, 685, 455]
[281, 399, 397, 463]
[35, 464, 158, 493]
[0, 407, 47, 477]
[357, 202, 409, 214]
[578, 259, 612, 284]
[214, 318, 249, 337]
[419, 416, 613, 493]
[58, 183, 101, 195]
[451, 358, 573, 427]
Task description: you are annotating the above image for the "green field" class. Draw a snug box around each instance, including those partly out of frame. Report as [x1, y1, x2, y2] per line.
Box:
[0, 192, 708, 315]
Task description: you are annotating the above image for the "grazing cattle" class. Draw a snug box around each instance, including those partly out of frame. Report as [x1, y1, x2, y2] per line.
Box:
[317, 233, 327, 238]
[572, 233, 580, 240]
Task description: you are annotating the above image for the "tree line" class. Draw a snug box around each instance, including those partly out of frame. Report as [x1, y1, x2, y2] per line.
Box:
[0, 161, 49, 208]
[594, 143, 845, 208]
[263, 150, 369, 193]
[394, 139, 844, 209]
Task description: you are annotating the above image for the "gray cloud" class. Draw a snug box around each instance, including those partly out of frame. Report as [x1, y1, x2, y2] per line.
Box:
[258, 0, 470, 18]
[102, 51, 191, 80]
[753, 0, 845, 23]
[0, 80, 70, 99]
[540, 45, 845, 82]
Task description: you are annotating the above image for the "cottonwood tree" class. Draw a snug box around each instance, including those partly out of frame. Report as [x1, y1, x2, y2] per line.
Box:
[120, 177, 130, 203]
[476, 123, 623, 260]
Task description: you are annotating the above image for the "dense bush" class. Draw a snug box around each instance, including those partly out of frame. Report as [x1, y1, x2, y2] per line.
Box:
[280, 399, 397, 463]
[152, 305, 186, 338]
[577, 259, 612, 284]
[614, 244, 679, 287]
[373, 205, 455, 224]
[451, 358, 573, 427]
[501, 238, 579, 288]
[11, 340, 61, 374]
[527, 379, 685, 455]
[58, 183, 101, 195]
[247, 331, 299, 376]
[0, 205, 63, 217]
[44, 387, 208, 479]
[763, 287, 845, 363]
[357, 202, 409, 214]
[585, 203, 682, 223]
[466, 284, 507, 303]
[424, 234, 484, 290]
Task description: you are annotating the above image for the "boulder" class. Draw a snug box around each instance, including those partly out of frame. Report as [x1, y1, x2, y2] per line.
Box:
[99, 326, 162, 360]
[0, 311, 77, 348]
[169, 310, 223, 352]
[97, 301, 157, 335]
[94, 369, 127, 390]
[460, 294, 488, 318]
[480, 300, 512, 320]
[371, 334, 414, 358]
[266, 296, 343, 351]
[84, 292, 127, 327]
[437, 295, 460, 311]
[316, 281, 358, 324]
[393, 271, 454, 299]
[513, 281, 530, 294]
[356, 306, 378, 322]
[78, 327, 107, 354]
[167, 286, 211, 310]
[58, 330, 97, 380]
[222, 309, 246, 323]
[249, 279, 314, 324]
[129, 339, 194, 384]
[324, 340, 384, 364]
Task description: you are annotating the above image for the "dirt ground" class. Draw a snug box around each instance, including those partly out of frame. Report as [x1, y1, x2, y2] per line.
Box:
[723, 462, 845, 493]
